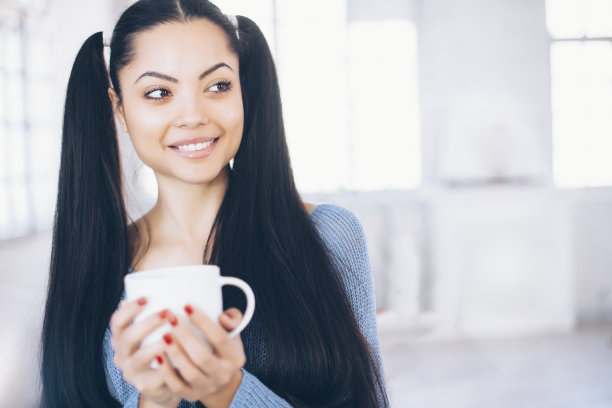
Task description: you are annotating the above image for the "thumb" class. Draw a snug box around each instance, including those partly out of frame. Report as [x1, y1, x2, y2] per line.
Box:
[219, 307, 243, 332]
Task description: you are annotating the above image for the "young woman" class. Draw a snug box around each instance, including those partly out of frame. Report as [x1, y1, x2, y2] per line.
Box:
[41, 0, 388, 407]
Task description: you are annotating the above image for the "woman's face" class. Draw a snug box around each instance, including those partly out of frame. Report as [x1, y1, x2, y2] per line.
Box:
[109, 19, 243, 186]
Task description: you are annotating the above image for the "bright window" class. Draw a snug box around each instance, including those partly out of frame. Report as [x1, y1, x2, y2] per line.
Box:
[0, 9, 30, 239]
[547, 0, 612, 187]
[0, 5, 59, 240]
[347, 20, 421, 190]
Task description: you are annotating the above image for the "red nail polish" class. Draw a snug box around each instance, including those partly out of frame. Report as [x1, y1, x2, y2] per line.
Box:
[156, 355, 163, 365]
[184, 305, 193, 315]
[163, 334, 172, 345]
[224, 311, 233, 319]
[159, 309, 168, 319]
[169, 315, 178, 327]
[137, 297, 147, 306]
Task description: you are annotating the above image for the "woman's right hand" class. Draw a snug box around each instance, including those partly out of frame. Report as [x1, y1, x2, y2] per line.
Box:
[110, 298, 182, 408]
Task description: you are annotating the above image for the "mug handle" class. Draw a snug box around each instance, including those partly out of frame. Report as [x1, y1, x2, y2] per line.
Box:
[219, 277, 256, 338]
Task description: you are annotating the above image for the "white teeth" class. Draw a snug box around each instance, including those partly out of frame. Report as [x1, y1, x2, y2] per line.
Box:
[177, 140, 215, 151]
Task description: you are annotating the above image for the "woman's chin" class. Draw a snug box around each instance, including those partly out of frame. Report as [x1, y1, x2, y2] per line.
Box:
[164, 165, 230, 188]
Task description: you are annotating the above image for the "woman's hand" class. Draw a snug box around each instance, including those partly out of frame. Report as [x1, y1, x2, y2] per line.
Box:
[160, 306, 246, 408]
[109, 298, 182, 408]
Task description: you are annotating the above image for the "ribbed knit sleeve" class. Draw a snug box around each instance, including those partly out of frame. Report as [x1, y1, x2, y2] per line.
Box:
[229, 369, 291, 407]
[309, 204, 388, 403]
[102, 327, 140, 408]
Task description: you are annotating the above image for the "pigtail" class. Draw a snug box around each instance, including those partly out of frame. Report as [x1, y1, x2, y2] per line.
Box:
[40, 31, 127, 407]
[233, 16, 292, 192]
[213, 16, 388, 407]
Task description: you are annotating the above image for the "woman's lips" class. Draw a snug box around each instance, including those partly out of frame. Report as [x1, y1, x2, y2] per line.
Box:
[170, 137, 219, 158]
[169, 136, 218, 148]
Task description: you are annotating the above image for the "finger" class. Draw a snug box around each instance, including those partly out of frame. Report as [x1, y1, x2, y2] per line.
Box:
[121, 309, 172, 356]
[167, 313, 221, 376]
[130, 340, 169, 371]
[161, 331, 218, 388]
[110, 297, 148, 334]
[218, 308, 242, 332]
[156, 351, 192, 396]
[184, 305, 244, 362]
[121, 341, 168, 392]
[185, 305, 232, 350]
[127, 369, 167, 396]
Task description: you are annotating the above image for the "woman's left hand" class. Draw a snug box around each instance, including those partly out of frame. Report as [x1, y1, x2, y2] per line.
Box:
[160, 306, 246, 408]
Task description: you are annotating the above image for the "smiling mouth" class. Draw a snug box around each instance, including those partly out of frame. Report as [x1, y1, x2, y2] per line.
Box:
[171, 138, 219, 152]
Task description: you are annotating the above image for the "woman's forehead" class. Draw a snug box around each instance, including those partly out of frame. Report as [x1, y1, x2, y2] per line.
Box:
[125, 19, 238, 75]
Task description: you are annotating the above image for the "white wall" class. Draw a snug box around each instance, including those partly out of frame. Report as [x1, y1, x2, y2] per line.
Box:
[417, 0, 553, 185]
[568, 188, 612, 325]
[428, 187, 574, 338]
[407, 0, 575, 338]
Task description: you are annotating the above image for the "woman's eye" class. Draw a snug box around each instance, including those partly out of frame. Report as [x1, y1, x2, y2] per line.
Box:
[144, 88, 171, 100]
[208, 80, 232, 93]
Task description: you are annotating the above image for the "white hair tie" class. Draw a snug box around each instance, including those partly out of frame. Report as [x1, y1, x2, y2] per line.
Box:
[226, 14, 239, 39]
[102, 30, 112, 47]
[102, 30, 112, 82]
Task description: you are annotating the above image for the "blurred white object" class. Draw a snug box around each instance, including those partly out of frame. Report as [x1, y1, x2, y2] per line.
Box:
[429, 187, 574, 338]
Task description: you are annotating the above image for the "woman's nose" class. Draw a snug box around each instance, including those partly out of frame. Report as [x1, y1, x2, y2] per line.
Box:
[172, 94, 210, 129]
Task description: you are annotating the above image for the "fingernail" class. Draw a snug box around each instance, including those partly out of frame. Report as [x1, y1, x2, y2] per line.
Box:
[163, 333, 172, 345]
[137, 297, 147, 306]
[159, 309, 168, 319]
[184, 304, 193, 315]
[224, 311, 234, 319]
[168, 314, 178, 327]
[156, 355, 163, 365]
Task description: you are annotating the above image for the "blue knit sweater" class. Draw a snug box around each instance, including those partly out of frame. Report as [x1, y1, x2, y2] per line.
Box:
[103, 204, 387, 407]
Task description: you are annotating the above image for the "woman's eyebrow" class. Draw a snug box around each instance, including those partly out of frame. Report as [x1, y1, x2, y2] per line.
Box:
[199, 62, 233, 79]
[134, 72, 177, 84]
[134, 62, 234, 85]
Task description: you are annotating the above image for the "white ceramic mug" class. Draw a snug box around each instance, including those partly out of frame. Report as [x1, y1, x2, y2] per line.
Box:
[124, 264, 255, 348]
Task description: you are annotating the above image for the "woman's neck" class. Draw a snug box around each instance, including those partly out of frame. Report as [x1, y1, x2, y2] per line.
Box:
[147, 167, 229, 247]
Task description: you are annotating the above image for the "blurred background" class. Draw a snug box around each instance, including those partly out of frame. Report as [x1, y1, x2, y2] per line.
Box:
[1, 0, 612, 406]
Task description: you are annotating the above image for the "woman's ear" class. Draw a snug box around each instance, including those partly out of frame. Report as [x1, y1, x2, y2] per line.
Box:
[108, 87, 128, 133]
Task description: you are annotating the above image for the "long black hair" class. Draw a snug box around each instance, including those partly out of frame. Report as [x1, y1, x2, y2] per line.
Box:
[41, 1, 388, 407]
